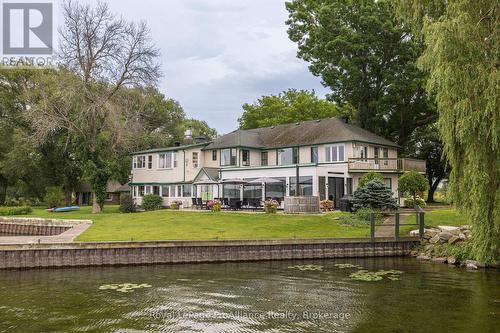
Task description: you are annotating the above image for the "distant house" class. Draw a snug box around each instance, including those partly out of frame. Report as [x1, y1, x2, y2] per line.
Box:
[129, 117, 425, 208]
[75, 180, 130, 205]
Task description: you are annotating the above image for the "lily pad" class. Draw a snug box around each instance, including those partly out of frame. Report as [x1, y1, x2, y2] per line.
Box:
[349, 269, 404, 282]
[99, 283, 153, 293]
[334, 263, 364, 269]
[288, 264, 324, 271]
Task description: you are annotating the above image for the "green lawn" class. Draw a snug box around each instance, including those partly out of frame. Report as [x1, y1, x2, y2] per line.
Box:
[399, 209, 467, 235]
[22, 206, 371, 242]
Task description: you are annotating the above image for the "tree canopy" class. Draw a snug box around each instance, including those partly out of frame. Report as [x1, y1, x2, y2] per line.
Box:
[285, 0, 436, 147]
[395, 0, 499, 262]
[238, 89, 353, 129]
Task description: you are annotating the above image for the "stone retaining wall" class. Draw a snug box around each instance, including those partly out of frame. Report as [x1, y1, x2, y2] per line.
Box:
[0, 217, 87, 236]
[0, 223, 70, 236]
[0, 237, 417, 269]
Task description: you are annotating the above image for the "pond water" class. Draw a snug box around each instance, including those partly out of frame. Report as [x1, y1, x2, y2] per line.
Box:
[0, 258, 498, 332]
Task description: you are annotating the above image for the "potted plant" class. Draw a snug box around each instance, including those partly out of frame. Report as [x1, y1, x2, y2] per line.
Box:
[263, 199, 279, 214]
[170, 200, 183, 210]
[207, 199, 222, 212]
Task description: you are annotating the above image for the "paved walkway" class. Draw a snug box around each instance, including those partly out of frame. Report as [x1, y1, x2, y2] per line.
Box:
[375, 213, 413, 238]
[0, 221, 92, 245]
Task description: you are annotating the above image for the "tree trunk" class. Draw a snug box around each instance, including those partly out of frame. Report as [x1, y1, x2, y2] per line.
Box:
[0, 177, 7, 205]
[92, 193, 102, 213]
[427, 176, 443, 203]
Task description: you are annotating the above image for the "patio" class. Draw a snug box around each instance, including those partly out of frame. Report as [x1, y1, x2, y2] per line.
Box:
[192, 177, 286, 210]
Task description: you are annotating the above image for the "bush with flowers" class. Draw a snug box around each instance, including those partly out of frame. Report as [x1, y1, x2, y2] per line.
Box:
[263, 199, 279, 213]
[207, 199, 222, 212]
[170, 200, 183, 210]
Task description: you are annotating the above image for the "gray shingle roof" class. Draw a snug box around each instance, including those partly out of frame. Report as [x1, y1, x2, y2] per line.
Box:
[204, 117, 399, 149]
[132, 142, 209, 155]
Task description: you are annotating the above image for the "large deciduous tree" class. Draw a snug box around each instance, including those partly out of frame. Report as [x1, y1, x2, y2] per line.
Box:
[285, 0, 435, 147]
[238, 89, 353, 130]
[395, 0, 499, 262]
[407, 123, 448, 203]
[29, 1, 160, 213]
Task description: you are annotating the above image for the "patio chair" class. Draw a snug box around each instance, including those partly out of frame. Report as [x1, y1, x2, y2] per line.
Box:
[196, 198, 207, 210]
[228, 198, 241, 210]
[191, 198, 199, 209]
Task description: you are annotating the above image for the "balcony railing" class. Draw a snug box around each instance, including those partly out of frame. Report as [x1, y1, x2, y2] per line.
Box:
[347, 158, 426, 173]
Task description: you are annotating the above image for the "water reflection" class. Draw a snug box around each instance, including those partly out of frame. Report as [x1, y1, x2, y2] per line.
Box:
[0, 258, 498, 332]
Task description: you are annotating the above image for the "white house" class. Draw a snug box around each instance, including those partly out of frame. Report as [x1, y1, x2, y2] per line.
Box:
[129, 117, 425, 208]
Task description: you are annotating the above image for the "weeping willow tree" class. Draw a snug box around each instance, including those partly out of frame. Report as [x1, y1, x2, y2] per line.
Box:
[395, 1, 499, 262]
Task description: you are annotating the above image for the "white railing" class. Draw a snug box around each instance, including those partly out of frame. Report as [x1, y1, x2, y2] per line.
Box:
[348, 158, 426, 173]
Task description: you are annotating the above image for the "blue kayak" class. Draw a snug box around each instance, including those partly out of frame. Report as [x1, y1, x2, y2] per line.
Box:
[53, 206, 80, 212]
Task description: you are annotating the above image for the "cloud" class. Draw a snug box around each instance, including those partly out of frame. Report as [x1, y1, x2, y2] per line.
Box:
[58, 0, 328, 133]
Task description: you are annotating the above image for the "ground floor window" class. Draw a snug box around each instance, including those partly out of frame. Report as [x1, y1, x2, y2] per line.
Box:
[318, 176, 326, 200]
[384, 178, 392, 190]
[139, 186, 145, 197]
[289, 176, 313, 196]
[243, 184, 261, 199]
[223, 184, 240, 198]
[183, 185, 192, 197]
[265, 177, 286, 200]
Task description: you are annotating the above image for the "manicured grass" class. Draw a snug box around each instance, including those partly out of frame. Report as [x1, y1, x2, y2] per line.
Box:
[22, 206, 371, 242]
[400, 209, 467, 235]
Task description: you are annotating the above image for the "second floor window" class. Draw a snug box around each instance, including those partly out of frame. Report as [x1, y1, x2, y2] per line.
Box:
[147, 155, 153, 169]
[242, 149, 250, 166]
[212, 149, 217, 161]
[325, 144, 345, 162]
[383, 148, 389, 165]
[221, 148, 236, 166]
[192, 152, 199, 168]
[277, 147, 298, 165]
[158, 152, 173, 169]
[311, 146, 318, 163]
[133, 155, 146, 169]
[355, 145, 368, 160]
[261, 151, 268, 166]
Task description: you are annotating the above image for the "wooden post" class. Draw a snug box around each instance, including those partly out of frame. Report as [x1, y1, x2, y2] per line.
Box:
[395, 213, 400, 241]
[295, 164, 300, 196]
[419, 210, 425, 240]
[370, 213, 375, 242]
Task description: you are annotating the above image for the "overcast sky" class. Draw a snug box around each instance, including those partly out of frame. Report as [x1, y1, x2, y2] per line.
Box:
[65, 0, 329, 134]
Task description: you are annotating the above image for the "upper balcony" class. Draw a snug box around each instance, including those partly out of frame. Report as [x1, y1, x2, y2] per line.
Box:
[348, 158, 426, 173]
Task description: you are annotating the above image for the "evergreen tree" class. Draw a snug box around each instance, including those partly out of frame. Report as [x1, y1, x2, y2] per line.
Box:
[352, 180, 398, 211]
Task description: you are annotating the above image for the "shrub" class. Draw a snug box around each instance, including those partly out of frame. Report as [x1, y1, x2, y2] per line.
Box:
[43, 186, 65, 208]
[119, 194, 136, 213]
[207, 199, 221, 212]
[354, 207, 382, 222]
[170, 200, 183, 210]
[398, 171, 429, 209]
[320, 199, 334, 211]
[337, 208, 383, 227]
[404, 195, 426, 208]
[0, 206, 32, 216]
[358, 172, 384, 188]
[141, 194, 163, 211]
[351, 180, 398, 211]
[264, 199, 278, 213]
